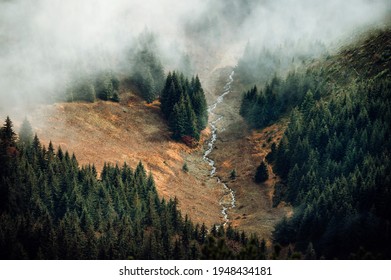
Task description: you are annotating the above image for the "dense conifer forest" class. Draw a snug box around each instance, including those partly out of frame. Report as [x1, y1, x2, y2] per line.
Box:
[0, 117, 271, 259]
[1, 0, 389, 262]
[240, 28, 391, 259]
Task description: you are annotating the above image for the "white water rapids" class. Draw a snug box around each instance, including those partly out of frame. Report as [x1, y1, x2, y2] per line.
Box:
[203, 70, 236, 227]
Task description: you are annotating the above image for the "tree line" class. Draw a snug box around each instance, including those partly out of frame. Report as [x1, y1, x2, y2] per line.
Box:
[240, 69, 328, 129]
[65, 71, 120, 103]
[0, 116, 284, 260]
[236, 40, 327, 87]
[271, 77, 391, 259]
[239, 28, 391, 259]
[130, 30, 165, 103]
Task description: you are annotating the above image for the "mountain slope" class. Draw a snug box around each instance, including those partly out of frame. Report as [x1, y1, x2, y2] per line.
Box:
[270, 26, 391, 259]
[27, 92, 224, 227]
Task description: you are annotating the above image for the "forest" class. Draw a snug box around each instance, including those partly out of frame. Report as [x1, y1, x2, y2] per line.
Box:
[63, 32, 165, 104]
[0, 117, 272, 259]
[240, 28, 391, 259]
[0, 0, 390, 263]
[1, 27, 390, 261]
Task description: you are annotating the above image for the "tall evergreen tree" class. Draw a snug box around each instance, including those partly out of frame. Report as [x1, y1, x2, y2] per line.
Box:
[255, 161, 269, 183]
[18, 118, 33, 146]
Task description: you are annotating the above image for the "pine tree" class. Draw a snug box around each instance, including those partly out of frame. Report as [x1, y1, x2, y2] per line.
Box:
[300, 90, 315, 118]
[95, 73, 113, 101]
[183, 95, 199, 141]
[0, 116, 16, 148]
[160, 72, 173, 117]
[230, 169, 237, 180]
[255, 161, 268, 183]
[169, 102, 186, 140]
[266, 142, 277, 163]
[111, 91, 120, 102]
[19, 118, 33, 146]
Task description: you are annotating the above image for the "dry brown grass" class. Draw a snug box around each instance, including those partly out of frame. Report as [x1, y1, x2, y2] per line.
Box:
[28, 93, 223, 227]
[25, 42, 291, 242]
[209, 117, 292, 243]
[201, 66, 293, 242]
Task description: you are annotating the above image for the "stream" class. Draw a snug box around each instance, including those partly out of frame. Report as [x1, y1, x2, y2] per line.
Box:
[203, 70, 236, 227]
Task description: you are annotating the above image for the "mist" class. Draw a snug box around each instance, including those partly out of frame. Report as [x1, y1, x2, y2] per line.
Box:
[0, 0, 390, 115]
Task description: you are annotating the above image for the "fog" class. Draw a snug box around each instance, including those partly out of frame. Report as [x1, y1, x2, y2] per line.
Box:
[0, 0, 389, 115]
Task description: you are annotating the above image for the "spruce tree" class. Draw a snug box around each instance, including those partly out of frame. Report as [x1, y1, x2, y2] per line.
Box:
[255, 161, 269, 183]
[95, 73, 113, 101]
[160, 72, 173, 118]
[169, 102, 186, 140]
[19, 118, 33, 146]
[183, 95, 199, 140]
[230, 169, 237, 180]
[111, 91, 120, 102]
[0, 116, 16, 147]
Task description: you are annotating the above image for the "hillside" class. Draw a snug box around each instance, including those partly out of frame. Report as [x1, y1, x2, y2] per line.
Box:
[336, 27, 391, 79]
[265, 27, 391, 258]
[202, 25, 391, 258]
[200, 67, 292, 242]
[26, 92, 225, 228]
[17, 50, 292, 243]
[11, 26, 389, 253]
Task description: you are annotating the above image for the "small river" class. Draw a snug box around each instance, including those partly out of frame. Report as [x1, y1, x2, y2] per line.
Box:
[203, 70, 236, 227]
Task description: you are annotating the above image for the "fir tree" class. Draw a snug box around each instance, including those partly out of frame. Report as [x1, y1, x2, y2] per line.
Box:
[230, 169, 237, 180]
[255, 161, 268, 183]
[18, 118, 33, 146]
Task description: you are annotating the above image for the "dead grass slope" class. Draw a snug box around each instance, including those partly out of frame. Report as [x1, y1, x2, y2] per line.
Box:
[28, 92, 223, 227]
[200, 66, 293, 242]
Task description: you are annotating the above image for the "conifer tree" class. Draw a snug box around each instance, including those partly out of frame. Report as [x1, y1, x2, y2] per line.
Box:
[19, 118, 33, 146]
[230, 169, 237, 180]
[0, 116, 16, 148]
[255, 161, 268, 183]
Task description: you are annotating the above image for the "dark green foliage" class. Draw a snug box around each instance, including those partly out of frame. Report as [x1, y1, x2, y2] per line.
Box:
[240, 71, 327, 129]
[0, 116, 16, 148]
[189, 76, 208, 131]
[273, 77, 391, 259]
[272, 182, 286, 207]
[230, 169, 237, 180]
[182, 163, 189, 173]
[240, 29, 391, 258]
[111, 91, 120, 103]
[266, 142, 277, 163]
[0, 117, 270, 260]
[94, 72, 120, 102]
[255, 161, 268, 183]
[161, 72, 208, 143]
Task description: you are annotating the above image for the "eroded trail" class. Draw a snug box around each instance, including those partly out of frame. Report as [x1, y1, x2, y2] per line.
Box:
[203, 70, 236, 226]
